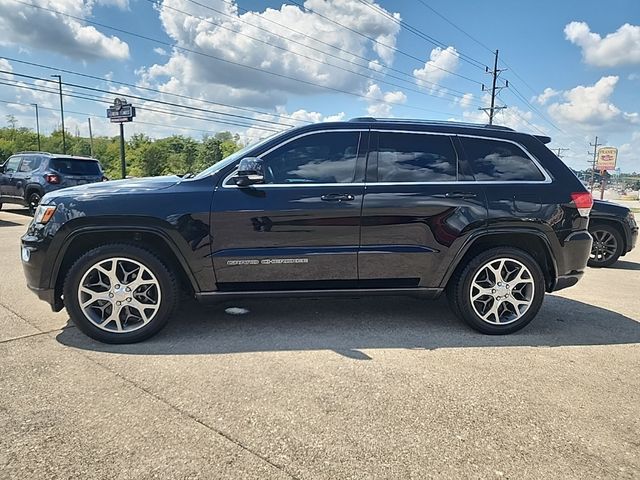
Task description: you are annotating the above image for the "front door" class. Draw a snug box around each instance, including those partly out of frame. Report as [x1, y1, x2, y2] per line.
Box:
[359, 130, 488, 288]
[0, 156, 22, 201]
[210, 130, 367, 290]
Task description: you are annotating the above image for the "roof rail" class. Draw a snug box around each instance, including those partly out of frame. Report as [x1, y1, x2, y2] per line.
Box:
[347, 117, 516, 131]
[15, 151, 53, 155]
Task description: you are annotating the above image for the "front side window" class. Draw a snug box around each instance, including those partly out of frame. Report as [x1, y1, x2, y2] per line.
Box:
[260, 131, 360, 184]
[3, 157, 21, 173]
[373, 132, 459, 182]
[461, 137, 545, 181]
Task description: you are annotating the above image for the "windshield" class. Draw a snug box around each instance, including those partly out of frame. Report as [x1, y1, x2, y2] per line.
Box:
[50, 158, 102, 176]
[194, 131, 283, 179]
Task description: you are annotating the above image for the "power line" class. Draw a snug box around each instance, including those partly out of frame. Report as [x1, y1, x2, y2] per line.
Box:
[10, 0, 461, 117]
[145, 0, 484, 107]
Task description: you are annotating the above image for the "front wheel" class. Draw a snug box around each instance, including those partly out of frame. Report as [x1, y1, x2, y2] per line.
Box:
[588, 224, 623, 268]
[450, 247, 545, 335]
[63, 244, 178, 343]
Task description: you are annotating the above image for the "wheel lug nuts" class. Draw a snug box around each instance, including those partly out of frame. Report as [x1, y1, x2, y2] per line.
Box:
[491, 289, 496, 293]
[115, 284, 120, 289]
[126, 297, 132, 302]
[109, 293, 114, 298]
[125, 287, 131, 292]
[116, 301, 122, 306]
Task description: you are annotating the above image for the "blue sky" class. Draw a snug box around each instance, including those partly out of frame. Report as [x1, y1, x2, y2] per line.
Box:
[0, 0, 639, 171]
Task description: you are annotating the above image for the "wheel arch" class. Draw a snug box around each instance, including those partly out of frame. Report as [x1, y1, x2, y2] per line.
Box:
[52, 227, 199, 302]
[443, 230, 558, 292]
[24, 183, 45, 198]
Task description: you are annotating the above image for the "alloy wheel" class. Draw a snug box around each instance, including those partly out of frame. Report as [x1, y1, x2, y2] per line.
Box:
[590, 229, 618, 264]
[470, 258, 535, 325]
[77, 257, 161, 333]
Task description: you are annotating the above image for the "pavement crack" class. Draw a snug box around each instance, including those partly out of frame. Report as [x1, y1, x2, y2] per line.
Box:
[0, 326, 74, 344]
[71, 349, 301, 480]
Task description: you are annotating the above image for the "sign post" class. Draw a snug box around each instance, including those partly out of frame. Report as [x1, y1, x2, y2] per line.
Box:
[106, 98, 136, 179]
[596, 147, 618, 200]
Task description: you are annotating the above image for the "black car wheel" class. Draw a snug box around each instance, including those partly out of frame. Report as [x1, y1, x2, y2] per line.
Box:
[27, 192, 41, 216]
[588, 224, 623, 268]
[450, 247, 545, 335]
[63, 244, 178, 343]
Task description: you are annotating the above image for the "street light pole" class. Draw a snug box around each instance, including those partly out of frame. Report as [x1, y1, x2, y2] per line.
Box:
[32, 103, 41, 151]
[51, 74, 66, 154]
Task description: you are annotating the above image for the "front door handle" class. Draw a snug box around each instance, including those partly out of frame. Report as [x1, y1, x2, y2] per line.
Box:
[433, 192, 477, 199]
[321, 193, 355, 202]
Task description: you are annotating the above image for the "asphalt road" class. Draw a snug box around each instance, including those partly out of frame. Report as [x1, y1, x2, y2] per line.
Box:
[1, 207, 639, 479]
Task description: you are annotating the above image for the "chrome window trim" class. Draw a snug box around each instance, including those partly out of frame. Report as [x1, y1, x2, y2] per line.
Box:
[221, 128, 552, 189]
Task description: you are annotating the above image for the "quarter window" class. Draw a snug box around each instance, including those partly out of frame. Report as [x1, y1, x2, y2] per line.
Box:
[260, 131, 360, 184]
[461, 137, 545, 181]
[373, 133, 459, 182]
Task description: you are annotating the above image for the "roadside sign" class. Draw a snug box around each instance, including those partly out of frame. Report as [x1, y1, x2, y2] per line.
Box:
[597, 147, 617, 171]
[106, 97, 136, 123]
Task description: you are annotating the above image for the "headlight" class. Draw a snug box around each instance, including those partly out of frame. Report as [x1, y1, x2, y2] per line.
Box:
[33, 205, 57, 224]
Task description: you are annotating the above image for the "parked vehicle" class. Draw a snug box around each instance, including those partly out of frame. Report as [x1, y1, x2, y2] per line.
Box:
[588, 200, 638, 267]
[21, 118, 594, 343]
[0, 152, 105, 215]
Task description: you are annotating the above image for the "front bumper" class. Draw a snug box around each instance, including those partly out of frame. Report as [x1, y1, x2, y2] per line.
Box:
[551, 230, 592, 292]
[21, 235, 64, 312]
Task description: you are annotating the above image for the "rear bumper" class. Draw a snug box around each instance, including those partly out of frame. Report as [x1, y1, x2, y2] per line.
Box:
[551, 230, 592, 292]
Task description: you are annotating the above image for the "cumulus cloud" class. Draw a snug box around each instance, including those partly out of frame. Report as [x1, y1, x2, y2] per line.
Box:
[535, 87, 559, 105]
[547, 76, 638, 126]
[564, 21, 640, 67]
[455, 93, 474, 109]
[0, 0, 130, 61]
[413, 46, 460, 90]
[144, 0, 401, 108]
[364, 83, 406, 117]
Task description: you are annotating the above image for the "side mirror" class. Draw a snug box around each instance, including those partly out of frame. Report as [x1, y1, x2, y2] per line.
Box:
[0, 164, 4, 173]
[234, 157, 264, 187]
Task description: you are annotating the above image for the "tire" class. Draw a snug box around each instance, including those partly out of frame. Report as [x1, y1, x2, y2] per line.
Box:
[450, 247, 545, 335]
[63, 243, 178, 343]
[588, 224, 623, 268]
[27, 191, 42, 216]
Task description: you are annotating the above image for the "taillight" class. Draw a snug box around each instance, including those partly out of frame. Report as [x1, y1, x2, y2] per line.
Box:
[45, 174, 60, 184]
[571, 192, 593, 217]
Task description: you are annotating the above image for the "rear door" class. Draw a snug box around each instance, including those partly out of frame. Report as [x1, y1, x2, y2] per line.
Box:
[210, 129, 368, 289]
[14, 155, 42, 200]
[359, 130, 487, 288]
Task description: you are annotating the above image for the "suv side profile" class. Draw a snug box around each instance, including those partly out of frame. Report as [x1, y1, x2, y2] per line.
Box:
[20, 119, 593, 343]
[0, 152, 105, 215]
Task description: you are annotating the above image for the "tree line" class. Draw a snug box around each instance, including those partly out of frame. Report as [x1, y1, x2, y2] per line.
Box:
[0, 115, 244, 179]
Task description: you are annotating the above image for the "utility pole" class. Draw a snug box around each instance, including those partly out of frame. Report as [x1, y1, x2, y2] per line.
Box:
[31, 103, 41, 151]
[51, 74, 66, 154]
[589, 136, 601, 194]
[479, 49, 508, 124]
[88, 118, 94, 157]
[554, 148, 569, 159]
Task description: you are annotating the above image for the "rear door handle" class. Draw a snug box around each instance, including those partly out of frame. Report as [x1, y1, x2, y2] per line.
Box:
[433, 192, 477, 199]
[321, 193, 355, 202]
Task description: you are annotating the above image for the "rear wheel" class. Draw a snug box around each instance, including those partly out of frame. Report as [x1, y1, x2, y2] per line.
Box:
[450, 247, 545, 334]
[63, 244, 178, 343]
[588, 224, 623, 268]
[27, 192, 41, 216]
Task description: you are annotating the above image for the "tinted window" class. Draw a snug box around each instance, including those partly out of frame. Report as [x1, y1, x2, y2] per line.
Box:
[3, 157, 21, 173]
[261, 131, 360, 184]
[18, 156, 42, 172]
[461, 137, 545, 181]
[374, 133, 458, 182]
[50, 158, 101, 176]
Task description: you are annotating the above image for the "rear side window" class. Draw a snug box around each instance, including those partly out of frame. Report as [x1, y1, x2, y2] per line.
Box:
[50, 158, 101, 176]
[461, 137, 545, 181]
[373, 132, 459, 182]
[18, 156, 42, 172]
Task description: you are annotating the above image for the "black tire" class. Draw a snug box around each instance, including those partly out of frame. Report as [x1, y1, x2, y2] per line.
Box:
[588, 223, 623, 268]
[27, 191, 42, 216]
[63, 243, 178, 343]
[0, 202, 3, 210]
[450, 247, 545, 335]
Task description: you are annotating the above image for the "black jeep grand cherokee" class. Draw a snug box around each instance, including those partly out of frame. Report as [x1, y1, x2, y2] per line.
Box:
[21, 118, 593, 343]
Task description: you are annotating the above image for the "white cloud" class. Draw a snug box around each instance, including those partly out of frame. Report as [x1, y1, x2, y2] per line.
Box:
[0, 0, 130, 61]
[364, 83, 406, 117]
[455, 93, 474, 109]
[153, 47, 169, 56]
[564, 21, 640, 67]
[547, 76, 638, 126]
[142, 0, 401, 109]
[413, 46, 460, 91]
[535, 87, 559, 105]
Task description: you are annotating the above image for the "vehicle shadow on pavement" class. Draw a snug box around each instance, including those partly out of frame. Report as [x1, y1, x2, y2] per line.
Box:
[608, 260, 640, 271]
[0, 218, 23, 227]
[56, 294, 640, 358]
